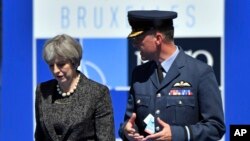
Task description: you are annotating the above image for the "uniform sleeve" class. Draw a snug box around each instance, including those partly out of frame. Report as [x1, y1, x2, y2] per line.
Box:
[118, 69, 138, 141]
[118, 90, 136, 140]
[95, 86, 115, 141]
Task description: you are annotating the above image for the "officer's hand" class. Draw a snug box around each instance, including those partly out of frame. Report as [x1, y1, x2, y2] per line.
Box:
[124, 113, 144, 141]
[143, 117, 172, 141]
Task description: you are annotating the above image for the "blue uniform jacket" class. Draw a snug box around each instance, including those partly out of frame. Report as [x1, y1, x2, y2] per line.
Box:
[120, 48, 225, 141]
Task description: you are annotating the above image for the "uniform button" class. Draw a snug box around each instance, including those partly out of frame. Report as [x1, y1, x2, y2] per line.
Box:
[155, 110, 160, 114]
[156, 126, 160, 131]
[157, 93, 161, 97]
[179, 100, 182, 105]
[137, 99, 141, 104]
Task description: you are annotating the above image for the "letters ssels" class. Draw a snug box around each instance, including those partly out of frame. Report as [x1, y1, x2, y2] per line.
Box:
[234, 129, 247, 136]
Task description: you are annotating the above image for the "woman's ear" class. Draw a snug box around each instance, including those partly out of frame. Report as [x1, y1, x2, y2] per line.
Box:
[72, 62, 78, 70]
[75, 63, 80, 70]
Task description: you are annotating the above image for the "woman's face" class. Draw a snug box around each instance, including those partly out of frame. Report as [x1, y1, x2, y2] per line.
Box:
[48, 58, 75, 85]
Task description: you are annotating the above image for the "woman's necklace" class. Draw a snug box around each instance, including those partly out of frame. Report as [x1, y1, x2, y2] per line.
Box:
[56, 74, 80, 97]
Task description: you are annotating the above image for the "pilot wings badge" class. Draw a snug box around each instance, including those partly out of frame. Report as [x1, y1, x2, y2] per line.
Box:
[173, 81, 191, 87]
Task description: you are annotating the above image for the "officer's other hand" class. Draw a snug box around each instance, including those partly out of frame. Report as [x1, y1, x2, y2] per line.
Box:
[143, 117, 172, 141]
[124, 113, 144, 141]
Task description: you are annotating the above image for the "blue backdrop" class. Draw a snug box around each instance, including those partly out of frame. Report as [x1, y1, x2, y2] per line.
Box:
[1, 0, 33, 140]
[1, 0, 250, 141]
[225, 0, 250, 140]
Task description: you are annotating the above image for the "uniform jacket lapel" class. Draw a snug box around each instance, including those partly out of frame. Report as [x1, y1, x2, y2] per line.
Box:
[159, 48, 185, 89]
[160, 62, 180, 88]
[149, 62, 161, 89]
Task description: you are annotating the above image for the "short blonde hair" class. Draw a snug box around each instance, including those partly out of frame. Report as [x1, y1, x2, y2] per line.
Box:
[43, 34, 82, 68]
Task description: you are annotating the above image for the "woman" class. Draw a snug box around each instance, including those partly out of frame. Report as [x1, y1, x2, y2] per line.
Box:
[35, 34, 115, 141]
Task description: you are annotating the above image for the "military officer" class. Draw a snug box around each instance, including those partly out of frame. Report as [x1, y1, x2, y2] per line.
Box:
[119, 10, 225, 141]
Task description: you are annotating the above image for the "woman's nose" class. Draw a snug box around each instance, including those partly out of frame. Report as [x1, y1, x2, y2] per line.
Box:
[51, 64, 60, 73]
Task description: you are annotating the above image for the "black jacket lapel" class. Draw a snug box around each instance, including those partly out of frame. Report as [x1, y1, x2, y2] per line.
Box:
[60, 73, 88, 141]
[41, 81, 59, 141]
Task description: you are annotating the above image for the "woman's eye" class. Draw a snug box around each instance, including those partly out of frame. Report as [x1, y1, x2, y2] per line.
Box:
[57, 63, 65, 67]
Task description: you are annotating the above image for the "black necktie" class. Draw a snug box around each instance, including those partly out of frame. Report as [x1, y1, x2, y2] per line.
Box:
[157, 64, 164, 83]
